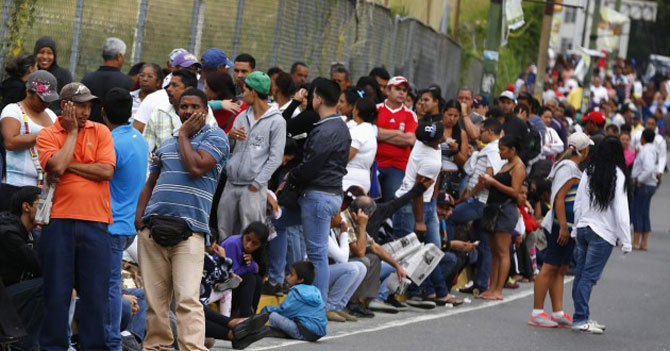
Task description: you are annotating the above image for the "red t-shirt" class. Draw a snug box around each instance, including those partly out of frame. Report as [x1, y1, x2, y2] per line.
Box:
[216, 101, 247, 133]
[375, 101, 418, 170]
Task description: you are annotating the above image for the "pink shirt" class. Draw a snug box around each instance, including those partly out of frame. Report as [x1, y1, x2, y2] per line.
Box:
[624, 148, 635, 168]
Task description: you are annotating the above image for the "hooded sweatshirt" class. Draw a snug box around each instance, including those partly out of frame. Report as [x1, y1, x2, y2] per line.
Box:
[262, 283, 327, 338]
[0, 212, 41, 286]
[34, 36, 73, 115]
[226, 104, 286, 189]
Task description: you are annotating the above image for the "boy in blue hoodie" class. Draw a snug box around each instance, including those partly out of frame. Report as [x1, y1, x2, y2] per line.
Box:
[262, 261, 327, 341]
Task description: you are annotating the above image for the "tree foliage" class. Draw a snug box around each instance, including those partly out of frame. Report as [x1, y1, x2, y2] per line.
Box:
[4, 0, 38, 59]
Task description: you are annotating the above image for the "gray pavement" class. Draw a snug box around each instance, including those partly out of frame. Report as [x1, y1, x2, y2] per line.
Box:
[214, 179, 670, 351]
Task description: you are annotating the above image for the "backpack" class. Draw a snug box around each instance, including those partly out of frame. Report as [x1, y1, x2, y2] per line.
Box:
[520, 124, 543, 165]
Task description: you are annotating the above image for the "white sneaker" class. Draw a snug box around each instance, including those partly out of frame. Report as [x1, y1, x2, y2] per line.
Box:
[590, 320, 606, 331]
[571, 321, 604, 334]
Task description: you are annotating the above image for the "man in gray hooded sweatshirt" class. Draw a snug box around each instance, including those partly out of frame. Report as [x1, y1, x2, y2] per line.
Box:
[217, 71, 286, 238]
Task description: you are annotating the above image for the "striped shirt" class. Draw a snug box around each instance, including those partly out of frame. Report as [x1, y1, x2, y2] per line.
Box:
[467, 153, 492, 204]
[142, 125, 229, 237]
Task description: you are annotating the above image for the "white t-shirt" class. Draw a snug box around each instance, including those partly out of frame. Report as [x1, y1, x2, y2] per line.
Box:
[130, 89, 142, 123]
[0, 103, 57, 186]
[343, 122, 377, 192]
[277, 101, 301, 118]
[590, 85, 608, 104]
[133, 89, 169, 125]
[395, 141, 441, 202]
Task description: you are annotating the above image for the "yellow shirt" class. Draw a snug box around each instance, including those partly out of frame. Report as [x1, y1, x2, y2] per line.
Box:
[567, 87, 583, 110]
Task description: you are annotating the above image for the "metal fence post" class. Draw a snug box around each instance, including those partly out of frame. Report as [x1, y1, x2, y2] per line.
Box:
[388, 15, 399, 75]
[69, 0, 85, 77]
[270, 0, 285, 67]
[188, 0, 201, 54]
[0, 0, 12, 82]
[403, 20, 416, 83]
[130, 0, 148, 65]
[293, 0, 305, 64]
[231, 0, 245, 58]
[193, 0, 205, 57]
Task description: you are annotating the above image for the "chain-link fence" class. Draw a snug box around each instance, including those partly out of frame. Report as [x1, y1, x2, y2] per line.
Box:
[1, 0, 475, 98]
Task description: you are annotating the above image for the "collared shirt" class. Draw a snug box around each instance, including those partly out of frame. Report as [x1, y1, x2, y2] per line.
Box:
[109, 124, 148, 235]
[130, 89, 142, 122]
[143, 103, 218, 153]
[36, 119, 116, 223]
[142, 124, 229, 236]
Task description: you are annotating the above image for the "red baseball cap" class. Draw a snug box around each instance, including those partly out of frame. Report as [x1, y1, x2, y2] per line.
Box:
[581, 111, 606, 125]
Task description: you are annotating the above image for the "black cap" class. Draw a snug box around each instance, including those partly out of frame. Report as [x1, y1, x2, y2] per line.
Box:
[437, 192, 455, 206]
[415, 120, 444, 144]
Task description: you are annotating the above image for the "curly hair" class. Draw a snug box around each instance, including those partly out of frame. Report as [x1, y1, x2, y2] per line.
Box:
[586, 136, 629, 211]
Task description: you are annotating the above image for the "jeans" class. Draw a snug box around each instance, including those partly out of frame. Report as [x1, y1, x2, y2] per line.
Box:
[632, 185, 656, 232]
[299, 191, 342, 301]
[378, 166, 405, 203]
[572, 226, 614, 325]
[107, 234, 136, 350]
[391, 199, 439, 245]
[267, 206, 302, 285]
[376, 262, 396, 301]
[5, 278, 44, 351]
[285, 225, 306, 277]
[327, 262, 367, 310]
[269, 312, 303, 340]
[39, 219, 111, 351]
[446, 200, 489, 289]
[437, 251, 461, 293]
[120, 288, 146, 340]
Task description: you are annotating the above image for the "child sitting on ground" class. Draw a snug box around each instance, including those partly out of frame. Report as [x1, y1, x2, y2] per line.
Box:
[262, 261, 327, 341]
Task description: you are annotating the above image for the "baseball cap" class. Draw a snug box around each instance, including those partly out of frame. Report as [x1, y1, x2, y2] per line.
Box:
[59, 82, 99, 103]
[415, 120, 444, 144]
[437, 192, 455, 207]
[388, 76, 410, 88]
[25, 70, 59, 103]
[168, 48, 188, 66]
[499, 90, 516, 102]
[201, 48, 234, 69]
[473, 94, 489, 107]
[568, 132, 594, 153]
[581, 110, 606, 125]
[244, 71, 271, 95]
[172, 51, 201, 68]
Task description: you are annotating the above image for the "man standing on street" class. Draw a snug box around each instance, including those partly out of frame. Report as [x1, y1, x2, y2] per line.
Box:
[135, 88, 229, 351]
[81, 37, 134, 123]
[286, 78, 351, 301]
[217, 71, 286, 239]
[101, 88, 149, 350]
[36, 83, 116, 350]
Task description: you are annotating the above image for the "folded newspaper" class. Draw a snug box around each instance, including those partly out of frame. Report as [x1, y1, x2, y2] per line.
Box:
[382, 233, 444, 287]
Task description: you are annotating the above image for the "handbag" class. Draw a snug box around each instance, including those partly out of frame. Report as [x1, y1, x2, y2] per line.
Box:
[20, 104, 52, 225]
[145, 215, 193, 247]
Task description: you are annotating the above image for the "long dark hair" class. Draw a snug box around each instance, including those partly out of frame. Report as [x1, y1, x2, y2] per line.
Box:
[205, 71, 235, 101]
[586, 136, 629, 210]
[242, 222, 270, 277]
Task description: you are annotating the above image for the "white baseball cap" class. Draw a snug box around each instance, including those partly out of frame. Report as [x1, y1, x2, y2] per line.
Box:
[568, 132, 595, 154]
[388, 76, 410, 88]
[499, 90, 516, 102]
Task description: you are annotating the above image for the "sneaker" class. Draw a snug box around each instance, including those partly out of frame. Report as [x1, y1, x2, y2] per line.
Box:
[571, 321, 604, 334]
[551, 313, 573, 329]
[590, 320, 606, 331]
[232, 326, 270, 349]
[504, 278, 519, 289]
[385, 295, 409, 311]
[261, 281, 283, 296]
[459, 285, 483, 296]
[368, 300, 399, 313]
[405, 296, 436, 309]
[347, 301, 375, 318]
[327, 310, 347, 322]
[121, 334, 142, 351]
[336, 310, 358, 322]
[528, 313, 559, 328]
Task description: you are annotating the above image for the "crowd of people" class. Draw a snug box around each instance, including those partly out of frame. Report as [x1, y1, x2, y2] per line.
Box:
[0, 34, 667, 351]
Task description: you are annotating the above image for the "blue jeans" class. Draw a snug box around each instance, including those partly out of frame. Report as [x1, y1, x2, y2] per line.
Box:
[378, 166, 405, 203]
[376, 262, 396, 301]
[327, 262, 366, 310]
[391, 199, 440, 245]
[437, 251, 460, 293]
[267, 206, 302, 285]
[120, 288, 146, 341]
[447, 199, 489, 290]
[285, 225, 306, 277]
[632, 185, 656, 232]
[299, 191, 342, 301]
[269, 312, 303, 340]
[40, 219, 111, 351]
[572, 226, 614, 325]
[107, 234, 136, 350]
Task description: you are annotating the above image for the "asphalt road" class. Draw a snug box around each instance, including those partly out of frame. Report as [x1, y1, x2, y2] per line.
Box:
[214, 177, 670, 351]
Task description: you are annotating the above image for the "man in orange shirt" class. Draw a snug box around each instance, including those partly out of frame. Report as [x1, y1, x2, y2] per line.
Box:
[36, 82, 116, 350]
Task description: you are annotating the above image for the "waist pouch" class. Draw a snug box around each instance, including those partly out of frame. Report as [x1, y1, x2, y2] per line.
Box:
[145, 215, 193, 247]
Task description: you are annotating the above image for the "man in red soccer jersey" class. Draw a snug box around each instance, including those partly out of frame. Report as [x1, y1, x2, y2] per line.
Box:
[375, 76, 418, 202]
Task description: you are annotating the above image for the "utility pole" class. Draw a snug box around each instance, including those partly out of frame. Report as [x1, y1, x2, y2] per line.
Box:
[453, 0, 461, 40]
[533, 0, 555, 101]
[480, 0, 503, 97]
[580, 0, 602, 115]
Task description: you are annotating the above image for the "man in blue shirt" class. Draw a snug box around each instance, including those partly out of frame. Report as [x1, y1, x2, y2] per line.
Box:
[135, 88, 229, 351]
[101, 88, 149, 350]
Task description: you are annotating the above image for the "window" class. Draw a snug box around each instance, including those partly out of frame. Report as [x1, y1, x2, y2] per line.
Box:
[560, 38, 573, 52]
[564, 7, 577, 23]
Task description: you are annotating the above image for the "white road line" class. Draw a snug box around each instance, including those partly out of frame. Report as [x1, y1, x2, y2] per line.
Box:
[245, 277, 575, 351]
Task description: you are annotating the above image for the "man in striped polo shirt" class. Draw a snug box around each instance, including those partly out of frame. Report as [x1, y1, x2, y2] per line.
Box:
[135, 88, 229, 351]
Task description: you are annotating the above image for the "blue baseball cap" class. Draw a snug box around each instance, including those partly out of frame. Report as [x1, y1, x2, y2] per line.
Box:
[201, 48, 234, 69]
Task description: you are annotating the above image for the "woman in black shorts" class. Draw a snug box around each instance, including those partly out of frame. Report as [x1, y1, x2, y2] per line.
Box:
[478, 136, 526, 300]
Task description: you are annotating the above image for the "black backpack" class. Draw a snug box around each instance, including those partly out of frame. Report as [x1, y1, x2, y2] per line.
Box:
[521, 125, 543, 165]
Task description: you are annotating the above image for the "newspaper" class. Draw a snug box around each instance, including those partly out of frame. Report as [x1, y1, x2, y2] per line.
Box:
[383, 233, 445, 287]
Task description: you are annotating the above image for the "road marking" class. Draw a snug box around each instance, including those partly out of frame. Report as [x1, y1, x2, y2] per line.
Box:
[244, 277, 574, 350]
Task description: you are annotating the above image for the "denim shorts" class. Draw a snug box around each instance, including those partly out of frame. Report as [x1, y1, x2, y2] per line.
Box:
[543, 223, 575, 267]
[494, 202, 519, 233]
